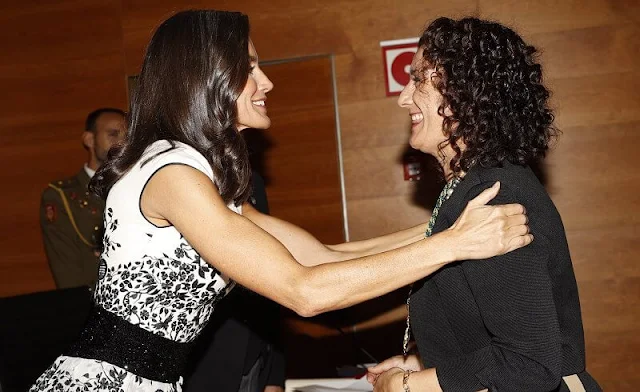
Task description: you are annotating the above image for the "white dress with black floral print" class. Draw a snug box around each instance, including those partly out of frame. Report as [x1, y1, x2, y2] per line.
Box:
[30, 140, 239, 391]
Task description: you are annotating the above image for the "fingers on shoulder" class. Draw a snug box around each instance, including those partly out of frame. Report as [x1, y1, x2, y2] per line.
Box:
[467, 181, 500, 207]
[466, 180, 520, 206]
[506, 223, 530, 237]
[504, 211, 529, 228]
[498, 203, 527, 217]
[506, 233, 534, 253]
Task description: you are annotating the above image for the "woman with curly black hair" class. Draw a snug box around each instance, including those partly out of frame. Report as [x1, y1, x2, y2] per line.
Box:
[29, 11, 534, 392]
[368, 17, 601, 392]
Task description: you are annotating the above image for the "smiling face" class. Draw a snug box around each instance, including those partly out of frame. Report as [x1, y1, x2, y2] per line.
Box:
[397, 47, 452, 161]
[236, 40, 274, 131]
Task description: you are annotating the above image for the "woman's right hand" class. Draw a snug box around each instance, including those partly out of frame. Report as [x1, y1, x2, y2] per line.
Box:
[446, 181, 532, 260]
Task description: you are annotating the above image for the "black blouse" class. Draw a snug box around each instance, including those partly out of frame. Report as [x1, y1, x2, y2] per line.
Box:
[410, 162, 601, 391]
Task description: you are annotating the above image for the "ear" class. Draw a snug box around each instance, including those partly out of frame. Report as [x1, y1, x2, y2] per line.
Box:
[428, 68, 440, 83]
[444, 105, 454, 117]
[82, 131, 95, 151]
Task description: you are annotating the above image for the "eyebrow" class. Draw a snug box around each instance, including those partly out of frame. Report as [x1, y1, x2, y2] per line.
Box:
[249, 55, 258, 63]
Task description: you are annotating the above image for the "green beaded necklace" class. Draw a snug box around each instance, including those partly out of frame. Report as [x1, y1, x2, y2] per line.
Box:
[403, 176, 461, 356]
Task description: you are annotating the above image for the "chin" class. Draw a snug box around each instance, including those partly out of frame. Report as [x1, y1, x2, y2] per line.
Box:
[408, 138, 421, 151]
[237, 121, 271, 131]
[253, 119, 271, 130]
[409, 142, 431, 156]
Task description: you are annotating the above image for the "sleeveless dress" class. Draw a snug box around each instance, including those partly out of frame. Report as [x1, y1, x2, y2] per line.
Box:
[30, 140, 238, 391]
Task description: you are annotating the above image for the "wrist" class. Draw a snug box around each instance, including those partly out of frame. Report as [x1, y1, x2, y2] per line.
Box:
[427, 229, 458, 265]
[401, 369, 414, 392]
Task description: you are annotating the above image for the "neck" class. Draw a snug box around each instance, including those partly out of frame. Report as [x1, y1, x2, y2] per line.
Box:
[439, 154, 456, 181]
[442, 163, 454, 181]
[87, 154, 100, 171]
[440, 141, 467, 181]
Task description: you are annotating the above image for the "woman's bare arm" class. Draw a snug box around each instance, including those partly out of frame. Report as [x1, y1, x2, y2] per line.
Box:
[142, 165, 531, 317]
[243, 183, 529, 267]
[243, 203, 427, 266]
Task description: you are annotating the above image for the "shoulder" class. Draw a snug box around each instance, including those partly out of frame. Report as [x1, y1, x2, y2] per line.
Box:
[435, 163, 527, 228]
[42, 173, 82, 202]
[41, 173, 80, 224]
[48, 173, 81, 190]
[143, 140, 213, 179]
[474, 162, 538, 189]
[456, 162, 539, 205]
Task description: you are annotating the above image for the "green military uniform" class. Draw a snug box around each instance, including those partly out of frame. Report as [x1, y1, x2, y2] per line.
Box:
[40, 168, 104, 289]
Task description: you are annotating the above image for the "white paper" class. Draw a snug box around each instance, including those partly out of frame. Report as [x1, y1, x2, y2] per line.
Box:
[285, 377, 373, 392]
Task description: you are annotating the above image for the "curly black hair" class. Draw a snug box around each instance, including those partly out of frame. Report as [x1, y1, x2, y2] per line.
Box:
[418, 17, 558, 175]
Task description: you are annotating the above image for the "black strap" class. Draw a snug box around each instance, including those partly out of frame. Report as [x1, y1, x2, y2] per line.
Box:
[66, 305, 194, 383]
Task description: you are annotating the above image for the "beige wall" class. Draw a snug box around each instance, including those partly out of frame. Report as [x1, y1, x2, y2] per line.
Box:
[0, 0, 638, 389]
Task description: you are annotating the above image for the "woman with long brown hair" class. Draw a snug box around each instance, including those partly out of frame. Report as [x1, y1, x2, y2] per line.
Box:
[30, 11, 531, 392]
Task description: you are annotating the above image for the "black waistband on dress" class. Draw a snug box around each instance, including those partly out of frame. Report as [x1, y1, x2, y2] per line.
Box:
[66, 304, 194, 383]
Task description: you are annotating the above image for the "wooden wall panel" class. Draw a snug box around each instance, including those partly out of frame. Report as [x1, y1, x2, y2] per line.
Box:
[547, 122, 640, 229]
[479, 0, 624, 34]
[339, 99, 409, 149]
[347, 195, 432, 240]
[0, 0, 637, 388]
[532, 24, 640, 80]
[260, 57, 344, 244]
[0, 0, 127, 296]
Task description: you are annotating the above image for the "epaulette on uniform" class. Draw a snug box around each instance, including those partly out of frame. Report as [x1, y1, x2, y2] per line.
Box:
[51, 175, 80, 190]
[45, 175, 97, 248]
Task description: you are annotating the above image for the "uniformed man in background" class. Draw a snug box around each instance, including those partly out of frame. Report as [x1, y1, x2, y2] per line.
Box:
[40, 108, 126, 289]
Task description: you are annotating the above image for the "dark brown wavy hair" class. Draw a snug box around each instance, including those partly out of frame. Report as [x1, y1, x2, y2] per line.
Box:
[417, 17, 558, 175]
[90, 10, 252, 205]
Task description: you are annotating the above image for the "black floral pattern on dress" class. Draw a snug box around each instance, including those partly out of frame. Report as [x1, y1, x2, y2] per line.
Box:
[102, 208, 121, 257]
[30, 203, 233, 392]
[93, 236, 230, 342]
[30, 356, 179, 392]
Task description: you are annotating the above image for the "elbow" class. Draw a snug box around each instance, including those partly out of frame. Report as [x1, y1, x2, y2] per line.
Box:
[540, 364, 563, 391]
[294, 304, 322, 318]
[491, 364, 562, 392]
[532, 349, 563, 390]
[289, 277, 331, 318]
[526, 371, 562, 392]
[521, 361, 563, 391]
[488, 345, 563, 391]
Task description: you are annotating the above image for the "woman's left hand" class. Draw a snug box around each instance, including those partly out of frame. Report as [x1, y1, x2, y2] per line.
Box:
[372, 367, 404, 392]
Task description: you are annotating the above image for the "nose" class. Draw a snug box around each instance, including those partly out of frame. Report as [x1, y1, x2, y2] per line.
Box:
[397, 83, 413, 108]
[258, 69, 274, 93]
